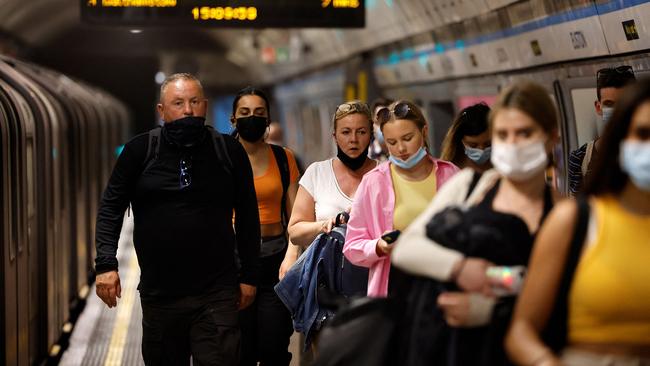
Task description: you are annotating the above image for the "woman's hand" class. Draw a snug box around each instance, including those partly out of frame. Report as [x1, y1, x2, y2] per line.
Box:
[438, 291, 497, 328]
[375, 231, 395, 257]
[320, 217, 336, 234]
[454, 257, 494, 294]
[278, 242, 300, 280]
[437, 292, 471, 327]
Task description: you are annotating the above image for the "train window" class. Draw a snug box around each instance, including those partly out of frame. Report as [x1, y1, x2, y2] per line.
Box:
[570, 88, 599, 147]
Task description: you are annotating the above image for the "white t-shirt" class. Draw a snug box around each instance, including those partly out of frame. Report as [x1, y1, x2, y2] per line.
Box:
[299, 159, 354, 221]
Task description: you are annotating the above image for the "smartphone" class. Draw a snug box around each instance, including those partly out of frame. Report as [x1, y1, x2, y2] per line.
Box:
[381, 230, 401, 245]
[486, 265, 526, 296]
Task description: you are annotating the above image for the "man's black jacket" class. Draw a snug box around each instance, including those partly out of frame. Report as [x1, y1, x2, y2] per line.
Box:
[95, 128, 261, 297]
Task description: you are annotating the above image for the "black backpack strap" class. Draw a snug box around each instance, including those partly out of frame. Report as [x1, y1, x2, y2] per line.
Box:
[143, 126, 161, 170]
[270, 144, 290, 228]
[544, 194, 590, 351]
[207, 126, 233, 175]
[465, 170, 483, 201]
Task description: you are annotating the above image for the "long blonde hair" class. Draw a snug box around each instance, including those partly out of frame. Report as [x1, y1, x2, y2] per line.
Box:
[379, 100, 430, 149]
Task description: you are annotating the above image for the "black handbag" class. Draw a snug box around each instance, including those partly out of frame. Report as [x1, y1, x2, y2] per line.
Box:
[424, 171, 483, 252]
[312, 297, 402, 366]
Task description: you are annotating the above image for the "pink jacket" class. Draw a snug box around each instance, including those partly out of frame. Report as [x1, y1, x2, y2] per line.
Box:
[343, 157, 459, 297]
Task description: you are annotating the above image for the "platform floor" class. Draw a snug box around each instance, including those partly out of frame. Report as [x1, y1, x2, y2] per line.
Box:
[59, 217, 301, 366]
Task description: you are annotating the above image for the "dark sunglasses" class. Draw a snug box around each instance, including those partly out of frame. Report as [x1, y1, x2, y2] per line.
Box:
[334, 101, 370, 120]
[375, 102, 413, 125]
[597, 65, 634, 80]
[179, 155, 192, 189]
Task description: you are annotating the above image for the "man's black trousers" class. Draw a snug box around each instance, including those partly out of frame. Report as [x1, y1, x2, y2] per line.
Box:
[140, 288, 240, 366]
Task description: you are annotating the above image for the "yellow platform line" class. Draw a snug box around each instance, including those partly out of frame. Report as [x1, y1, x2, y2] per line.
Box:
[103, 251, 139, 366]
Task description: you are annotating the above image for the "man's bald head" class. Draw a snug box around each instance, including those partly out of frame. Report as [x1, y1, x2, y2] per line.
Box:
[157, 73, 207, 123]
[160, 73, 204, 101]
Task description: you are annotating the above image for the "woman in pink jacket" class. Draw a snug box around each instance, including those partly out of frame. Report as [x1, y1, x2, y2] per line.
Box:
[343, 100, 459, 297]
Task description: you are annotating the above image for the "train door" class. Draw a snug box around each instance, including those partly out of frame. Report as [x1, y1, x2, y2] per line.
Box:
[554, 77, 597, 194]
[0, 77, 34, 366]
[7, 67, 62, 362]
[69, 97, 91, 295]
[84, 104, 100, 273]
[426, 101, 455, 157]
[0, 82, 21, 366]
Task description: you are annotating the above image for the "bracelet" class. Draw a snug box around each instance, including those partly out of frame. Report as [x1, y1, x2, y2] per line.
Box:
[529, 350, 553, 366]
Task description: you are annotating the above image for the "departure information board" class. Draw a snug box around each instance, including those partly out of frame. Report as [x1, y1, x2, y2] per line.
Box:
[81, 0, 365, 28]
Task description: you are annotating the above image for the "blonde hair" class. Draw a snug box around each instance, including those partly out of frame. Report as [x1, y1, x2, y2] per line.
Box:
[379, 100, 430, 149]
[489, 81, 557, 135]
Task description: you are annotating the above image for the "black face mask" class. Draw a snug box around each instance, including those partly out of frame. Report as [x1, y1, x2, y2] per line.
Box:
[236, 116, 269, 142]
[163, 116, 207, 148]
[337, 145, 369, 171]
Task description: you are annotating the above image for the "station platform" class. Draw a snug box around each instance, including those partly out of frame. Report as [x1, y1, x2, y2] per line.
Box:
[58, 217, 302, 366]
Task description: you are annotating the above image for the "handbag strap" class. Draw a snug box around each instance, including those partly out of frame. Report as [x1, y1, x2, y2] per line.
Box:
[465, 170, 483, 201]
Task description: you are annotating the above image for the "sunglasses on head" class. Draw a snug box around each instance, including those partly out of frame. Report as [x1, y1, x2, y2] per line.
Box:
[179, 155, 192, 189]
[335, 101, 370, 121]
[375, 102, 413, 125]
[597, 65, 634, 80]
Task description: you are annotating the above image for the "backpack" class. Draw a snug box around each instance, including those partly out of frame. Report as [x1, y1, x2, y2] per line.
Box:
[143, 125, 234, 175]
[144, 127, 291, 223]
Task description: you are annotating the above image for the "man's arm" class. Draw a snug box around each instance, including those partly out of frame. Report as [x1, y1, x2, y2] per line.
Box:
[95, 137, 142, 307]
[229, 136, 261, 309]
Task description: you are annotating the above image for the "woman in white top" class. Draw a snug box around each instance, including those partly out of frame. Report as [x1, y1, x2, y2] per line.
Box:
[288, 101, 377, 247]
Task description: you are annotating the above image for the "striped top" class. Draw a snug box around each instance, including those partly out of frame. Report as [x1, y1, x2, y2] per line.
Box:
[567, 142, 594, 196]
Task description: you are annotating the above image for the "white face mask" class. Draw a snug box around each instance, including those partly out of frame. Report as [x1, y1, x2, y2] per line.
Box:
[602, 107, 614, 125]
[491, 141, 548, 181]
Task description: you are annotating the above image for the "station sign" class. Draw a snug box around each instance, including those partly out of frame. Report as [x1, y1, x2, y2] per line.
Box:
[81, 0, 365, 28]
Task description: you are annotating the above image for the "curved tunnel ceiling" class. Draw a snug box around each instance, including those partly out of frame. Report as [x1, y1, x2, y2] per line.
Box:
[0, 0, 523, 88]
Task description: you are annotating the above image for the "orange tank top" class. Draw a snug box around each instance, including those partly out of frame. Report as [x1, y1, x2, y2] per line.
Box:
[253, 146, 299, 225]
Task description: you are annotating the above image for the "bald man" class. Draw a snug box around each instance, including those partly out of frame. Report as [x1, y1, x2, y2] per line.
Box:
[95, 73, 260, 365]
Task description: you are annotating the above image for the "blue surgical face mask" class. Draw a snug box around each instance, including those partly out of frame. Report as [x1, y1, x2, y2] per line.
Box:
[602, 107, 614, 125]
[464, 145, 492, 165]
[389, 146, 428, 170]
[620, 141, 650, 191]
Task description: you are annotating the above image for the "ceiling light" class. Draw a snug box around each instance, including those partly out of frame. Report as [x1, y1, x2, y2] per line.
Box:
[155, 71, 166, 84]
[130, 29, 142, 34]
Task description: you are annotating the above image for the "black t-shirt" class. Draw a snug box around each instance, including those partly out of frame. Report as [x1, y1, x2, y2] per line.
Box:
[95, 128, 261, 297]
[450, 180, 553, 366]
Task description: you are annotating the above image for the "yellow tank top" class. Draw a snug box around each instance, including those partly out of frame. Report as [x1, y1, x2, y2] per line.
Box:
[390, 164, 437, 231]
[569, 195, 650, 345]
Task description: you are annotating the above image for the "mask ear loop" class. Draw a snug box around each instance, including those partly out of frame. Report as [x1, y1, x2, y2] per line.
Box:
[229, 115, 239, 137]
[264, 123, 270, 141]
